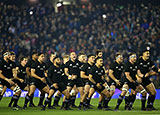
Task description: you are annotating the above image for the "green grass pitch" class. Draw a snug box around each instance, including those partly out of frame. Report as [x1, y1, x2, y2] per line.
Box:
[0, 97, 160, 115]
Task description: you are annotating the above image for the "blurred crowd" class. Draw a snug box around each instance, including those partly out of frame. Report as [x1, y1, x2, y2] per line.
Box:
[0, 2, 160, 87]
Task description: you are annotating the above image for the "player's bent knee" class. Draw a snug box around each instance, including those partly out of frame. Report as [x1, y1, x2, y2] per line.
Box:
[13, 85, 21, 93]
[151, 90, 157, 95]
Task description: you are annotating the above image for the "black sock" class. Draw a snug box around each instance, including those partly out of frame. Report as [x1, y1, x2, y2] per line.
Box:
[148, 95, 155, 108]
[125, 96, 130, 106]
[44, 97, 51, 108]
[147, 95, 151, 108]
[30, 95, 34, 104]
[24, 94, 31, 107]
[141, 96, 146, 108]
[103, 97, 110, 108]
[53, 96, 61, 106]
[129, 94, 136, 107]
[0, 95, 3, 101]
[9, 95, 17, 107]
[116, 95, 124, 108]
[13, 95, 20, 107]
[98, 102, 102, 106]
[86, 97, 91, 106]
[38, 94, 45, 106]
[79, 102, 83, 107]
[70, 96, 76, 106]
[64, 98, 70, 109]
[72, 96, 76, 106]
[48, 98, 52, 107]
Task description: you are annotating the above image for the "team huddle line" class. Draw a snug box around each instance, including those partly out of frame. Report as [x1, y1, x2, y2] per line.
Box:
[0, 49, 160, 111]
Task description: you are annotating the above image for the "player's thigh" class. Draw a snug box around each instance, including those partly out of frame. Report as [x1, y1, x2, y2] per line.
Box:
[145, 83, 156, 95]
[41, 85, 50, 94]
[84, 85, 90, 93]
[28, 85, 36, 95]
[110, 85, 116, 96]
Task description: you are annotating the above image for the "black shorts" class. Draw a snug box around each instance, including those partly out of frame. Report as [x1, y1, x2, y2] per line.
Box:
[58, 83, 67, 92]
[126, 80, 138, 90]
[108, 79, 126, 90]
[141, 77, 152, 87]
[12, 79, 27, 90]
[90, 83, 105, 93]
[82, 78, 92, 86]
[0, 78, 12, 88]
[29, 77, 34, 86]
[30, 78, 47, 90]
[67, 78, 84, 87]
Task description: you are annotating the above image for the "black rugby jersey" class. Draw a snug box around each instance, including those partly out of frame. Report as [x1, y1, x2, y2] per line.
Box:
[124, 61, 138, 81]
[81, 63, 93, 79]
[48, 65, 63, 84]
[0, 59, 16, 78]
[17, 64, 27, 80]
[65, 59, 82, 78]
[31, 61, 47, 78]
[137, 57, 154, 74]
[89, 65, 105, 83]
[109, 61, 124, 80]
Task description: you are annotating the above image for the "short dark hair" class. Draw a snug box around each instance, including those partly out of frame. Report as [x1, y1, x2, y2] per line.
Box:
[53, 56, 59, 62]
[50, 52, 56, 57]
[32, 51, 38, 56]
[78, 52, 85, 57]
[20, 56, 27, 62]
[96, 57, 102, 62]
[10, 51, 15, 56]
[115, 52, 121, 58]
[38, 52, 44, 56]
[87, 54, 95, 59]
[128, 52, 136, 57]
[96, 49, 102, 55]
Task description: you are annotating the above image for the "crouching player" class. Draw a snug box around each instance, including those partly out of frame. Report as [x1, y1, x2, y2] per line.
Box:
[0, 51, 22, 110]
[42, 56, 71, 110]
[123, 53, 147, 110]
[85, 57, 110, 110]
[23, 53, 56, 110]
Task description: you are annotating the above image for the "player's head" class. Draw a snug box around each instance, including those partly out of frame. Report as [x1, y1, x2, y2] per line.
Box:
[142, 50, 150, 60]
[129, 52, 137, 63]
[32, 51, 38, 60]
[10, 51, 16, 62]
[3, 51, 10, 60]
[38, 53, 45, 62]
[96, 49, 103, 58]
[87, 54, 95, 64]
[50, 52, 56, 62]
[53, 56, 61, 66]
[115, 52, 123, 63]
[70, 52, 77, 61]
[96, 57, 103, 67]
[63, 55, 69, 64]
[20, 56, 28, 66]
[78, 52, 86, 63]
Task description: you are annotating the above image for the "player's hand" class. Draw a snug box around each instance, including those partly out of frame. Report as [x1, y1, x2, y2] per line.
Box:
[96, 83, 102, 89]
[53, 84, 59, 89]
[5, 78, 14, 85]
[41, 77, 46, 83]
[136, 77, 142, 83]
[115, 79, 120, 86]
[72, 75, 77, 80]
[19, 79, 24, 83]
[144, 73, 149, 77]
